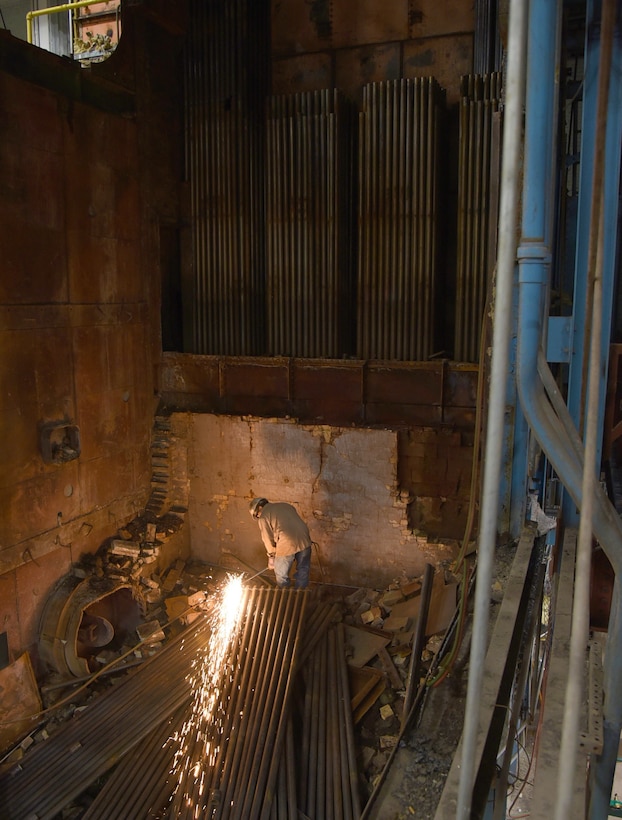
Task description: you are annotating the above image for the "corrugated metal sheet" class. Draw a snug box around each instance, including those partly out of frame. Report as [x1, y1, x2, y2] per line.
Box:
[357, 78, 445, 361]
[454, 72, 502, 363]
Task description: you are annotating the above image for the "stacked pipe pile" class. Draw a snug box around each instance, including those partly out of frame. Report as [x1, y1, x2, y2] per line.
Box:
[297, 624, 362, 820]
[0, 613, 206, 819]
[265, 90, 356, 358]
[357, 78, 444, 361]
[173, 586, 309, 819]
[84, 587, 311, 819]
[454, 72, 503, 362]
[183, 0, 269, 355]
[13, 586, 359, 819]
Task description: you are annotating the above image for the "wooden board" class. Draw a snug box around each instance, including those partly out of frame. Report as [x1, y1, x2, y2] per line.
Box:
[389, 581, 458, 637]
[344, 624, 390, 667]
[0, 653, 42, 754]
[348, 665, 386, 724]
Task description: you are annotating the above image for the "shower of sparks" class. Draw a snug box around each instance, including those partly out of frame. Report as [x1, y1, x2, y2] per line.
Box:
[168, 574, 246, 816]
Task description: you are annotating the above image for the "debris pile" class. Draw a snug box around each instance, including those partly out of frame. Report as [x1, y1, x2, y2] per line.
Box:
[338, 567, 462, 800]
[78, 509, 186, 585]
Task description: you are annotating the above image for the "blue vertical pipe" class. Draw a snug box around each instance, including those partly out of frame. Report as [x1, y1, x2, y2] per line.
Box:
[509, 284, 530, 539]
[564, 0, 622, 528]
[516, 1, 622, 557]
[516, 1, 622, 815]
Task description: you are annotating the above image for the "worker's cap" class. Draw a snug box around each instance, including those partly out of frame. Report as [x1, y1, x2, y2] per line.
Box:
[249, 497, 269, 518]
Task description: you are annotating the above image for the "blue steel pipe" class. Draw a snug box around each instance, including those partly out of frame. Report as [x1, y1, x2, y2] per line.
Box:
[516, 0, 622, 816]
[516, 0, 622, 574]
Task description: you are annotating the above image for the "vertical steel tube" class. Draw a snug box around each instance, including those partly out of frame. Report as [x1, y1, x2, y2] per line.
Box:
[304, 640, 321, 816]
[328, 628, 344, 820]
[337, 623, 361, 818]
[456, 0, 529, 815]
[402, 563, 435, 729]
[256, 591, 308, 820]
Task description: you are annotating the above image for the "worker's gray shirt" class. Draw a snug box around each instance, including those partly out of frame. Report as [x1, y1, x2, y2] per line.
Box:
[257, 502, 311, 557]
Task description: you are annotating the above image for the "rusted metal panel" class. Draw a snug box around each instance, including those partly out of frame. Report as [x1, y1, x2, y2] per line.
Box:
[1, 466, 81, 546]
[271, 52, 333, 95]
[331, 0, 409, 48]
[408, 0, 475, 39]
[334, 42, 402, 99]
[366, 362, 443, 404]
[226, 394, 293, 417]
[0, 73, 63, 153]
[590, 547, 614, 631]
[441, 405, 477, 429]
[159, 352, 220, 398]
[443, 362, 479, 407]
[15, 548, 74, 648]
[365, 402, 442, 426]
[293, 360, 362, 400]
[403, 34, 473, 106]
[223, 359, 290, 398]
[1, 211, 67, 304]
[295, 397, 364, 425]
[159, 355, 479, 428]
[271, 0, 332, 56]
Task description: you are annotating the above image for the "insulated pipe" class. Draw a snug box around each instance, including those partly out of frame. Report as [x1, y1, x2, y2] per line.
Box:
[455, 0, 529, 816]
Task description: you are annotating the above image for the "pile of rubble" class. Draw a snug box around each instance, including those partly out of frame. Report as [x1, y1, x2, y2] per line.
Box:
[333, 567, 463, 805]
[78, 509, 185, 581]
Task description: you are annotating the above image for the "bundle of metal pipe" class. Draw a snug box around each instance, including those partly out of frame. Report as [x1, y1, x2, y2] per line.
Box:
[357, 78, 444, 361]
[82, 705, 189, 819]
[298, 624, 362, 820]
[0, 614, 209, 819]
[454, 72, 503, 363]
[87, 587, 312, 820]
[181, 587, 309, 819]
[265, 89, 356, 358]
[1, 588, 360, 820]
[183, 0, 270, 355]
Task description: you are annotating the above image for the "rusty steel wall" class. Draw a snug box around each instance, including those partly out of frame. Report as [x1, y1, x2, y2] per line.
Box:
[265, 90, 356, 357]
[183, 0, 270, 355]
[356, 78, 445, 361]
[454, 73, 502, 363]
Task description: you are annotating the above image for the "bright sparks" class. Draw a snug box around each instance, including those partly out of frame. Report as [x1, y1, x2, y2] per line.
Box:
[168, 574, 246, 816]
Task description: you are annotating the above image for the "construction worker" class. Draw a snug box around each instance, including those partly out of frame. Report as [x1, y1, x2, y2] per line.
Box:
[248, 497, 312, 588]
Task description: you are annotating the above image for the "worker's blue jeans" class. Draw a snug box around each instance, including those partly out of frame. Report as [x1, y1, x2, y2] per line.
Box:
[274, 546, 311, 589]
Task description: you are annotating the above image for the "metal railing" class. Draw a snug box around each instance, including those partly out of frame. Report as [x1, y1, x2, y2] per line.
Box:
[26, 0, 119, 62]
